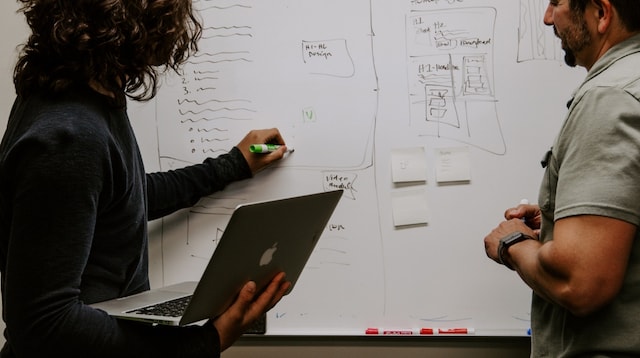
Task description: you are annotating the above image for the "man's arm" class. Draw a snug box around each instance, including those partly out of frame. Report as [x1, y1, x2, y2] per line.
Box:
[498, 215, 635, 316]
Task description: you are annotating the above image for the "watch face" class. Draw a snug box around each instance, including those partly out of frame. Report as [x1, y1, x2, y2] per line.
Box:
[499, 232, 528, 270]
[503, 232, 524, 246]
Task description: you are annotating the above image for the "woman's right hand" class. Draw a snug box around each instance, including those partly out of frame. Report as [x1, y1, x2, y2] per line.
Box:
[212, 272, 291, 351]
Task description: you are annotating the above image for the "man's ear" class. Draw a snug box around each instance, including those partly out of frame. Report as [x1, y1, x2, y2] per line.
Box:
[593, 0, 613, 34]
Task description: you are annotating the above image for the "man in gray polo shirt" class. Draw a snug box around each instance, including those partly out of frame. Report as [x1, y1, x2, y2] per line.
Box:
[484, 1, 640, 357]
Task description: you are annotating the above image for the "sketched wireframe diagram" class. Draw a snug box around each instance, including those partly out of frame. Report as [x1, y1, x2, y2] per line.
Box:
[406, 7, 506, 155]
[518, 0, 563, 62]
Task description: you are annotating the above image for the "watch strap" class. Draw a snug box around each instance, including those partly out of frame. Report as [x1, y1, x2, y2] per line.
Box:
[498, 232, 534, 271]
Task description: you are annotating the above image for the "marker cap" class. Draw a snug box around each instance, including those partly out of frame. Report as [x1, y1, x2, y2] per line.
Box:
[365, 328, 379, 335]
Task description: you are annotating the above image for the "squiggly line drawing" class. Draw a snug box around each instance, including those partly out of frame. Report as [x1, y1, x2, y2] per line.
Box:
[198, 4, 252, 11]
[202, 148, 230, 154]
[177, 98, 251, 105]
[197, 128, 229, 132]
[192, 51, 250, 58]
[202, 33, 253, 39]
[180, 117, 252, 123]
[199, 138, 229, 143]
[193, 70, 219, 74]
[187, 58, 252, 65]
[205, 26, 252, 30]
[178, 107, 257, 115]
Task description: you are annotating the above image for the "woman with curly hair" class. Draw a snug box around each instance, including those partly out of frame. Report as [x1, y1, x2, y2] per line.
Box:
[0, 0, 292, 357]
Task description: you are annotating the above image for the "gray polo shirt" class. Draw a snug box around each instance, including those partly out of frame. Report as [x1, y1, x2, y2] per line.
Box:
[533, 33, 640, 357]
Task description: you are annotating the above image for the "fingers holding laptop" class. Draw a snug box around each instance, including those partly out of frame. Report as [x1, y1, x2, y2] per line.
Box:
[254, 272, 292, 311]
[213, 272, 291, 351]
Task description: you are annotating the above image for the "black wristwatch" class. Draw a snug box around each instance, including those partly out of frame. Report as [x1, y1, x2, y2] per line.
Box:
[498, 232, 534, 271]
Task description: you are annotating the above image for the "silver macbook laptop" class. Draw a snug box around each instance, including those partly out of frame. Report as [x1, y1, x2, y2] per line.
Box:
[90, 189, 343, 326]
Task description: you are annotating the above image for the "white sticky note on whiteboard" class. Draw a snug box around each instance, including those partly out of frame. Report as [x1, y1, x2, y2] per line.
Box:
[391, 147, 427, 183]
[391, 189, 429, 227]
[435, 146, 471, 183]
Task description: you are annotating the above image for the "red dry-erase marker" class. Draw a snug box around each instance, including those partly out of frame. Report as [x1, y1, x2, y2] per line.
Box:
[438, 328, 475, 334]
[365, 328, 418, 335]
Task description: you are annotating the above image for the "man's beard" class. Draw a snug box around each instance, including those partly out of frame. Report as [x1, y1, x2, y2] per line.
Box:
[554, 11, 590, 68]
[563, 47, 578, 67]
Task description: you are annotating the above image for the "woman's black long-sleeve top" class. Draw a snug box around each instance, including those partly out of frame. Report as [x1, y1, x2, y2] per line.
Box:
[0, 89, 252, 357]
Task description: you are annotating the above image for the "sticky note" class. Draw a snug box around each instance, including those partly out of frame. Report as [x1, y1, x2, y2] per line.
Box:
[391, 147, 427, 183]
[435, 147, 471, 183]
[391, 189, 429, 227]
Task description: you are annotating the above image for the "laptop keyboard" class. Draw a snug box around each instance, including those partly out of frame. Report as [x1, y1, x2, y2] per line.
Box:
[126, 295, 192, 317]
[124, 295, 267, 333]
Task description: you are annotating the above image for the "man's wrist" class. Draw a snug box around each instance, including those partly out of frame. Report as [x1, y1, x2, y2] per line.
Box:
[497, 232, 534, 270]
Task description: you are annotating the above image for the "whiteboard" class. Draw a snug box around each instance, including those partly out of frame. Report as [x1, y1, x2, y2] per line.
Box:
[128, 0, 585, 336]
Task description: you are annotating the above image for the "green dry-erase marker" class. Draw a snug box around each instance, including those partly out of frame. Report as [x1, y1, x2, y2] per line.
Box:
[249, 144, 294, 153]
[249, 144, 280, 153]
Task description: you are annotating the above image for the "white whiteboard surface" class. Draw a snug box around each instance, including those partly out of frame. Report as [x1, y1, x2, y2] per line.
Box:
[1, 0, 585, 337]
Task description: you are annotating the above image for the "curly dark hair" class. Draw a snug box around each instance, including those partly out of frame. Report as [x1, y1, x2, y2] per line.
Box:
[13, 0, 203, 105]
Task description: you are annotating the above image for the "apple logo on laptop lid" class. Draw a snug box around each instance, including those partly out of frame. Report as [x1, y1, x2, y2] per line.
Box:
[260, 242, 278, 266]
